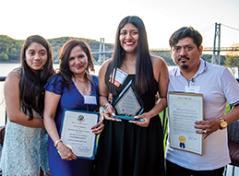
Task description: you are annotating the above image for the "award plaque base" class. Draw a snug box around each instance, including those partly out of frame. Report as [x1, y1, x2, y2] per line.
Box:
[113, 115, 144, 122]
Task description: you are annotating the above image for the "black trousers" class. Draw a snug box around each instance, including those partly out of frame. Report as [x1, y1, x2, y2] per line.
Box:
[166, 160, 224, 176]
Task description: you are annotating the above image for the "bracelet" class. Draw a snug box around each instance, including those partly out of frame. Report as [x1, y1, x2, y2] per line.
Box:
[103, 102, 111, 109]
[54, 139, 62, 148]
[99, 106, 106, 113]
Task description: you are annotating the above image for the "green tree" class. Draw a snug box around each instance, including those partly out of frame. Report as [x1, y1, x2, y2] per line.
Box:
[0, 52, 9, 61]
[225, 55, 239, 68]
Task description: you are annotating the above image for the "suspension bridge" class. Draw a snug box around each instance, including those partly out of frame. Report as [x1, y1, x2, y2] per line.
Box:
[93, 23, 239, 64]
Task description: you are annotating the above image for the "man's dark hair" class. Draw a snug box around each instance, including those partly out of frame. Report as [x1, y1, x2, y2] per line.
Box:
[169, 27, 203, 48]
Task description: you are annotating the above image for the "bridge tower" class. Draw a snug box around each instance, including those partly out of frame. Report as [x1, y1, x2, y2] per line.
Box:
[211, 23, 221, 64]
[98, 38, 106, 63]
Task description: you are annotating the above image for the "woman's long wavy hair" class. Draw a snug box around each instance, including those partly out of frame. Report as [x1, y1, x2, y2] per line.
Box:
[111, 16, 154, 94]
[58, 39, 95, 88]
[20, 35, 54, 119]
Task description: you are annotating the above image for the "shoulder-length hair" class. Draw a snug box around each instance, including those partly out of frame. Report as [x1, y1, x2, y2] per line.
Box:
[111, 16, 154, 94]
[58, 39, 95, 87]
[20, 35, 54, 119]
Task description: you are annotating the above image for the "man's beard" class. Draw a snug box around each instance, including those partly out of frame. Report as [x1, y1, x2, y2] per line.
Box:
[180, 64, 189, 70]
[178, 56, 189, 70]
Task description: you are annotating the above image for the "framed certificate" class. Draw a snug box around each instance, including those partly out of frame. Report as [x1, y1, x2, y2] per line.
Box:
[168, 92, 203, 155]
[61, 110, 99, 160]
[112, 80, 144, 121]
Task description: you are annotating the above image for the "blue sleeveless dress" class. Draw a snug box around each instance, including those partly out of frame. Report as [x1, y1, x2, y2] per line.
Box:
[44, 74, 99, 176]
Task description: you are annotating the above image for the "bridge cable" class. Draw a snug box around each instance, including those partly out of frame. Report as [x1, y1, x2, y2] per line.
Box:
[221, 24, 239, 32]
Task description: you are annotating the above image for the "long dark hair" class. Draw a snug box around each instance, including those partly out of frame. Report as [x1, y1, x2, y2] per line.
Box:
[58, 39, 95, 88]
[111, 16, 154, 94]
[19, 35, 54, 119]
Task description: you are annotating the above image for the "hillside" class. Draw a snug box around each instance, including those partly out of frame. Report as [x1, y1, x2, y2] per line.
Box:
[0, 35, 227, 66]
[0, 35, 113, 63]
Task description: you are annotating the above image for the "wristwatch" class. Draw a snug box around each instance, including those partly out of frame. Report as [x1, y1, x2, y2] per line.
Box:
[219, 118, 228, 129]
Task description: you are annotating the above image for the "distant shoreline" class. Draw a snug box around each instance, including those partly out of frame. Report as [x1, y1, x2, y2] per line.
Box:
[0, 60, 20, 63]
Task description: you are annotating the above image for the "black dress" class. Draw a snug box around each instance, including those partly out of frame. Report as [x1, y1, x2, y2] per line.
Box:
[93, 68, 165, 176]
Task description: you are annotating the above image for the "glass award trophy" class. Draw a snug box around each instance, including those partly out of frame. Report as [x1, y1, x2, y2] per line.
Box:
[112, 80, 144, 121]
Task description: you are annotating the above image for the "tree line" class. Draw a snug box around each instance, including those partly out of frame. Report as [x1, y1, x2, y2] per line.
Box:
[0, 35, 238, 68]
[0, 35, 113, 64]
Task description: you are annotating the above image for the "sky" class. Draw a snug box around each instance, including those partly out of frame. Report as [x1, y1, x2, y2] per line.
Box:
[0, 0, 239, 49]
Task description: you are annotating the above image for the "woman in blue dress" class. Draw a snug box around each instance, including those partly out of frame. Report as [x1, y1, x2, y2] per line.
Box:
[43, 39, 104, 176]
[0, 35, 54, 175]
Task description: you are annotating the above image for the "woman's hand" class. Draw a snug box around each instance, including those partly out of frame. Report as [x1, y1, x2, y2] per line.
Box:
[100, 104, 121, 122]
[56, 142, 77, 161]
[129, 112, 152, 127]
[91, 116, 104, 134]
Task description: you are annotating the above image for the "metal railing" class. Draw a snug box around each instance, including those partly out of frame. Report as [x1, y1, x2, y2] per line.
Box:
[0, 77, 5, 82]
[0, 76, 6, 125]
